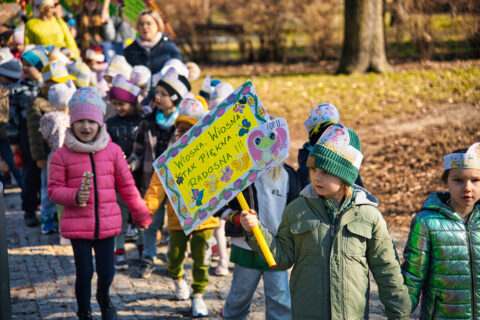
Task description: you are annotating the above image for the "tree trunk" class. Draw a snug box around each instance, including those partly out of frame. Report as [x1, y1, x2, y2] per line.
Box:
[337, 0, 391, 74]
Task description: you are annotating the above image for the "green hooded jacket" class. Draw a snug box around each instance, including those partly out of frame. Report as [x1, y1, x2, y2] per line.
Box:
[246, 184, 411, 320]
[402, 191, 480, 320]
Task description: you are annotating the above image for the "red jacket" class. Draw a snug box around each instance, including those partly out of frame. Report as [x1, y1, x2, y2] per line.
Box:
[48, 136, 151, 239]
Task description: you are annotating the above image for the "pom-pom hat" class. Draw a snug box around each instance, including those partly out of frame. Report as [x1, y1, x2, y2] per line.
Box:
[85, 45, 105, 63]
[48, 79, 76, 111]
[109, 74, 141, 104]
[69, 87, 106, 126]
[157, 67, 191, 105]
[307, 124, 363, 186]
[174, 97, 209, 127]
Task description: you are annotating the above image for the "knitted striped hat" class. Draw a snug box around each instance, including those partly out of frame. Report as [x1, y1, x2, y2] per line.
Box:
[69, 87, 106, 125]
[157, 67, 191, 105]
[307, 124, 363, 186]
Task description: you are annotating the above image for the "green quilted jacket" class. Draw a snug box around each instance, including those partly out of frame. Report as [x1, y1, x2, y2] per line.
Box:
[246, 184, 411, 320]
[402, 191, 480, 320]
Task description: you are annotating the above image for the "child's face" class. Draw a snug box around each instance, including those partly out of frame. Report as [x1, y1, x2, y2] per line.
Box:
[9, 42, 24, 54]
[309, 168, 344, 200]
[22, 59, 42, 81]
[104, 75, 113, 87]
[447, 168, 480, 215]
[112, 99, 134, 118]
[72, 119, 100, 143]
[155, 86, 174, 112]
[174, 122, 192, 141]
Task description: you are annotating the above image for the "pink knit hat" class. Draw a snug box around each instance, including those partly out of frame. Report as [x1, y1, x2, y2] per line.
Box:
[69, 88, 106, 126]
[108, 74, 141, 104]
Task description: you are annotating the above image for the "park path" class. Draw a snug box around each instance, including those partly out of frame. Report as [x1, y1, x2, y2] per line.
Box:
[5, 186, 419, 319]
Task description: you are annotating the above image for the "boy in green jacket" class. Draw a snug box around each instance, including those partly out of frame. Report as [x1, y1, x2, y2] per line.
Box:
[241, 124, 411, 319]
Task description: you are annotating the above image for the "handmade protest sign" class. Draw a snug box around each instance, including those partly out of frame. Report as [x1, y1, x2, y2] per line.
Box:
[153, 80, 290, 236]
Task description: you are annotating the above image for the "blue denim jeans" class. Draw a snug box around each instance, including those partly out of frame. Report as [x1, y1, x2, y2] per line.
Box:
[222, 264, 291, 320]
[142, 199, 166, 259]
[40, 169, 57, 221]
[71, 237, 115, 314]
[0, 139, 22, 188]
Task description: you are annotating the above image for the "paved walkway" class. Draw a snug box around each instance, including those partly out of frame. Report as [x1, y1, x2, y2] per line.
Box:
[5, 188, 416, 319]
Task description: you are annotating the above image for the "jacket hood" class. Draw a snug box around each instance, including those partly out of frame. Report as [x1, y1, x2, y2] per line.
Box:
[421, 191, 464, 221]
[300, 183, 379, 207]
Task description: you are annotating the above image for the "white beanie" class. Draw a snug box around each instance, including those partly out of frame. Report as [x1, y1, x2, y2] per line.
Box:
[48, 79, 77, 110]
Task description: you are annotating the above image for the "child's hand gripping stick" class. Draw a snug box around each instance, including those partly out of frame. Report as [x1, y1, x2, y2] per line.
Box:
[236, 192, 277, 268]
[78, 172, 93, 207]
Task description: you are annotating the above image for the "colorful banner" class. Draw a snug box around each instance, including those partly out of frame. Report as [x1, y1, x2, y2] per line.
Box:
[153, 80, 290, 234]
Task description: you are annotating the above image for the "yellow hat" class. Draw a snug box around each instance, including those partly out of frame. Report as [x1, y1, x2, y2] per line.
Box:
[42, 61, 76, 83]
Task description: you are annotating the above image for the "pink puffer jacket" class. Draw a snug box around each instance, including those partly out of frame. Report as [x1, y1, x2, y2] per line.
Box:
[48, 134, 152, 239]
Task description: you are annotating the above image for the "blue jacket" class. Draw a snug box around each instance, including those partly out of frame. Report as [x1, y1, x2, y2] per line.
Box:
[123, 33, 182, 76]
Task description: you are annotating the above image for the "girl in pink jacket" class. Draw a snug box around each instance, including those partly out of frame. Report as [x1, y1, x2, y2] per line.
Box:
[48, 87, 152, 320]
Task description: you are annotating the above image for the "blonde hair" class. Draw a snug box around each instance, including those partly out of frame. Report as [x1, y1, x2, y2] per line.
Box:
[137, 10, 165, 34]
[266, 164, 283, 182]
[342, 181, 352, 200]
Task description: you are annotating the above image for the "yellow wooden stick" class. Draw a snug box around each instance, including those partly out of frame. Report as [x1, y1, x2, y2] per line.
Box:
[236, 193, 277, 268]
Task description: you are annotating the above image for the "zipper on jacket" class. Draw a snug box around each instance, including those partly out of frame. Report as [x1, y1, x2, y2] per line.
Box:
[89, 153, 99, 239]
[430, 294, 439, 320]
[465, 219, 476, 316]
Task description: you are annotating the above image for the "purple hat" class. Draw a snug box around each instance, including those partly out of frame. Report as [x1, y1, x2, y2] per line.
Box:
[109, 74, 141, 104]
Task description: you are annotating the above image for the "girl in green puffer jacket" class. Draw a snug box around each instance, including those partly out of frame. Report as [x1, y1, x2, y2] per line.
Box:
[402, 142, 480, 320]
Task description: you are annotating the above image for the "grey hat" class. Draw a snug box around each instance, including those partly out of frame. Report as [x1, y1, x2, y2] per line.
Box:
[0, 59, 22, 80]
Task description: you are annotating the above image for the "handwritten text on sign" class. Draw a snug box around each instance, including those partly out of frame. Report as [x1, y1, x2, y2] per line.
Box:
[153, 80, 269, 233]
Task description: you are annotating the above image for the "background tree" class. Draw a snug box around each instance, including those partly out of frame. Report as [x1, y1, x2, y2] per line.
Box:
[337, 0, 391, 74]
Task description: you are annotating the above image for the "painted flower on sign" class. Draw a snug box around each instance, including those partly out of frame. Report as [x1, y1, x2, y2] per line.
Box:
[181, 205, 188, 215]
[184, 217, 193, 226]
[159, 167, 166, 177]
[171, 194, 178, 204]
[209, 197, 218, 207]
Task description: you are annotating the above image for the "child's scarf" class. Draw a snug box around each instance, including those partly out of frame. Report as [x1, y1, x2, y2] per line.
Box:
[155, 106, 179, 130]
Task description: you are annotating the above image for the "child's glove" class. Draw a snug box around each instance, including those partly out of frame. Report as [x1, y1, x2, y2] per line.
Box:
[240, 209, 259, 232]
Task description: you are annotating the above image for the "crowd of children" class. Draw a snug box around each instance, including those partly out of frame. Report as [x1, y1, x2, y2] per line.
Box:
[1, 2, 480, 320]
